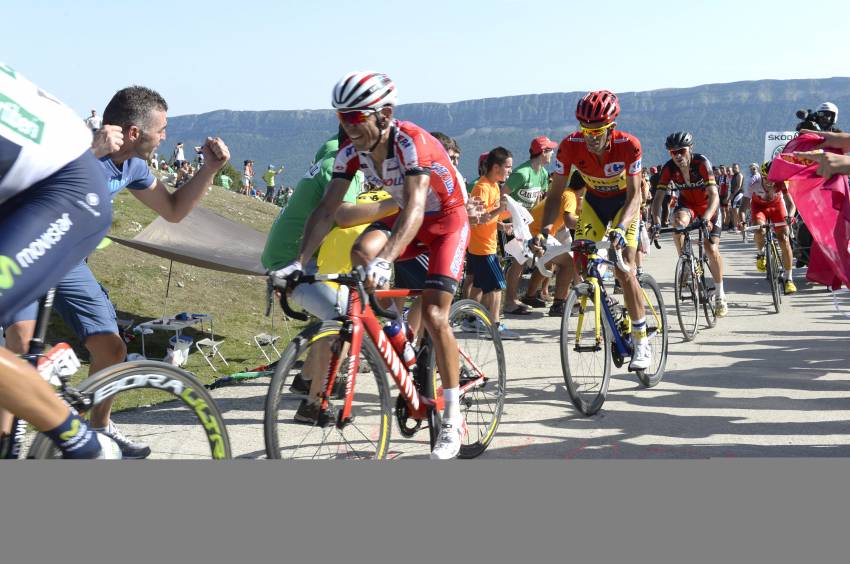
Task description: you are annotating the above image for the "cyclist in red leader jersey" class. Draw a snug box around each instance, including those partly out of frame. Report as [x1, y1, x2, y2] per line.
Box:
[272, 72, 470, 460]
[538, 90, 652, 372]
[650, 131, 728, 317]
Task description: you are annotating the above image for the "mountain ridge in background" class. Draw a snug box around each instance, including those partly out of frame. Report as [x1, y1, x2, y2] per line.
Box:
[163, 77, 850, 185]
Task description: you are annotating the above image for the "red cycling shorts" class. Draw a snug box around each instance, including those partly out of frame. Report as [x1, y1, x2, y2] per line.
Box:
[365, 206, 470, 294]
[751, 197, 787, 228]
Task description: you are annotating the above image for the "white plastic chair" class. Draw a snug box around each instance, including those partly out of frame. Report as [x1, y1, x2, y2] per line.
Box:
[253, 333, 281, 363]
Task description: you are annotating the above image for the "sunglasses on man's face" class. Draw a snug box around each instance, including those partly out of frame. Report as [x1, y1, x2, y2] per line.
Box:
[669, 148, 688, 156]
[336, 110, 373, 125]
[579, 121, 615, 137]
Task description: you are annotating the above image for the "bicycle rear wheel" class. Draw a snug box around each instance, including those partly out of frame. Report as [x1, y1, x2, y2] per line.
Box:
[434, 299, 507, 459]
[766, 238, 782, 313]
[28, 361, 231, 459]
[264, 320, 392, 460]
[698, 257, 717, 329]
[560, 282, 611, 416]
[635, 273, 669, 388]
[674, 256, 699, 341]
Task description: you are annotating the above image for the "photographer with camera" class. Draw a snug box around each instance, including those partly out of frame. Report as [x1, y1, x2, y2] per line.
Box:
[795, 102, 840, 133]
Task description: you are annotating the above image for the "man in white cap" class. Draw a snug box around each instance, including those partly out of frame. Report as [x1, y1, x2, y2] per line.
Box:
[815, 102, 839, 131]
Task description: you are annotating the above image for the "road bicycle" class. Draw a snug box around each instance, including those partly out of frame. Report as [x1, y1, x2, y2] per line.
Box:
[263, 270, 506, 460]
[666, 219, 717, 341]
[745, 219, 788, 314]
[1, 289, 232, 460]
[559, 238, 668, 416]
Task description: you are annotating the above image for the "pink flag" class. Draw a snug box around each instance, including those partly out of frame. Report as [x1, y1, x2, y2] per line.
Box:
[768, 133, 850, 289]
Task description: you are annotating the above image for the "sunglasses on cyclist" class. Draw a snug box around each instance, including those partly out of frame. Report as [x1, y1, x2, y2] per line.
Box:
[669, 147, 689, 156]
[336, 110, 374, 125]
[579, 121, 615, 137]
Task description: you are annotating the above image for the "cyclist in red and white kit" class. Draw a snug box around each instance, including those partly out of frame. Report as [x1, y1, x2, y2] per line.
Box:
[272, 72, 471, 459]
[742, 161, 797, 294]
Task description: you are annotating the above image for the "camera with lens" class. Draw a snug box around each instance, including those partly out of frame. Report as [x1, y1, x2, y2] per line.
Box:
[795, 109, 822, 131]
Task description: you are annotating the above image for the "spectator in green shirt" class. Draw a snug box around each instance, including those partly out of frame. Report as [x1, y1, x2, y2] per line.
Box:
[263, 164, 285, 202]
[503, 136, 557, 313]
[505, 135, 557, 208]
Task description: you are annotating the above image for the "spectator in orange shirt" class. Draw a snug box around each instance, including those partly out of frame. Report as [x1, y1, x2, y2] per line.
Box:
[467, 147, 518, 340]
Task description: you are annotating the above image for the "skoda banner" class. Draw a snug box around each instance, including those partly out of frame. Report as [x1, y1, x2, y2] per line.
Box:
[764, 131, 798, 162]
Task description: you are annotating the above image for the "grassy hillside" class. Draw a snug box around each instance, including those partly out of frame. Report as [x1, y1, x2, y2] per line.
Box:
[51, 174, 301, 385]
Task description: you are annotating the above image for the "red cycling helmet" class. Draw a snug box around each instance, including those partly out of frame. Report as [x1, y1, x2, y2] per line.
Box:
[575, 90, 620, 124]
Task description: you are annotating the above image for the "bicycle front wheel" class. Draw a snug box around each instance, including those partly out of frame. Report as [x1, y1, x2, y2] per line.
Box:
[560, 282, 611, 416]
[264, 320, 392, 460]
[28, 361, 231, 459]
[766, 238, 782, 313]
[635, 273, 669, 388]
[674, 256, 699, 341]
[437, 299, 506, 459]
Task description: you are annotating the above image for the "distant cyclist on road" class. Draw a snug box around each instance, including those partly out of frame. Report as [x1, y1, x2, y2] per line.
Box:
[651, 131, 728, 317]
[741, 161, 798, 294]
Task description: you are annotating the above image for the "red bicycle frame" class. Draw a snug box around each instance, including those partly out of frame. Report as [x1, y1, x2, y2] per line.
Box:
[316, 287, 488, 427]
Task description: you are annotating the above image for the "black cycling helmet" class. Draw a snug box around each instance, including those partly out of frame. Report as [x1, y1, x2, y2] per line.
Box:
[760, 160, 772, 176]
[665, 131, 694, 150]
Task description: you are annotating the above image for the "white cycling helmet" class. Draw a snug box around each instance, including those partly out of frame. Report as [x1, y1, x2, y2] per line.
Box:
[332, 71, 397, 112]
[817, 101, 838, 120]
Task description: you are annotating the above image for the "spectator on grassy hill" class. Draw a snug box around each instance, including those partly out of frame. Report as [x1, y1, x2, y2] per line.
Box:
[194, 147, 205, 170]
[175, 161, 195, 189]
[150, 152, 158, 170]
[241, 159, 254, 195]
[263, 164, 285, 202]
[218, 173, 233, 191]
[171, 141, 186, 169]
[84, 109, 102, 134]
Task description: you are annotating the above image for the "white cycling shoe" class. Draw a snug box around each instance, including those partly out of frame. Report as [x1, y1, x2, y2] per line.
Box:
[629, 340, 653, 372]
[430, 418, 468, 460]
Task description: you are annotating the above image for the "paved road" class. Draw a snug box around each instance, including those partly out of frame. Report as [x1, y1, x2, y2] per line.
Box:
[104, 231, 848, 459]
[200, 231, 850, 459]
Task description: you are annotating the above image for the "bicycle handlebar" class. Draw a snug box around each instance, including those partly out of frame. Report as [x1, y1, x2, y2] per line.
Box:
[744, 217, 794, 233]
[571, 239, 631, 273]
[662, 219, 713, 243]
[266, 268, 400, 322]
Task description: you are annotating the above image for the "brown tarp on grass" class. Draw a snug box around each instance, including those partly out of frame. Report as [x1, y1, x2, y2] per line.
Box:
[109, 206, 267, 276]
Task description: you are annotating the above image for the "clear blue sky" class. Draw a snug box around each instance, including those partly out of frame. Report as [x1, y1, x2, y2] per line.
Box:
[5, 0, 850, 117]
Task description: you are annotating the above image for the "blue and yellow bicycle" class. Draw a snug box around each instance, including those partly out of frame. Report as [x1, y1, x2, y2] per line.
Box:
[558, 238, 669, 416]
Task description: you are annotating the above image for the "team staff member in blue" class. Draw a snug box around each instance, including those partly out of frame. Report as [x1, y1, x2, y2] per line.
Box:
[2, 86, 231, 458]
